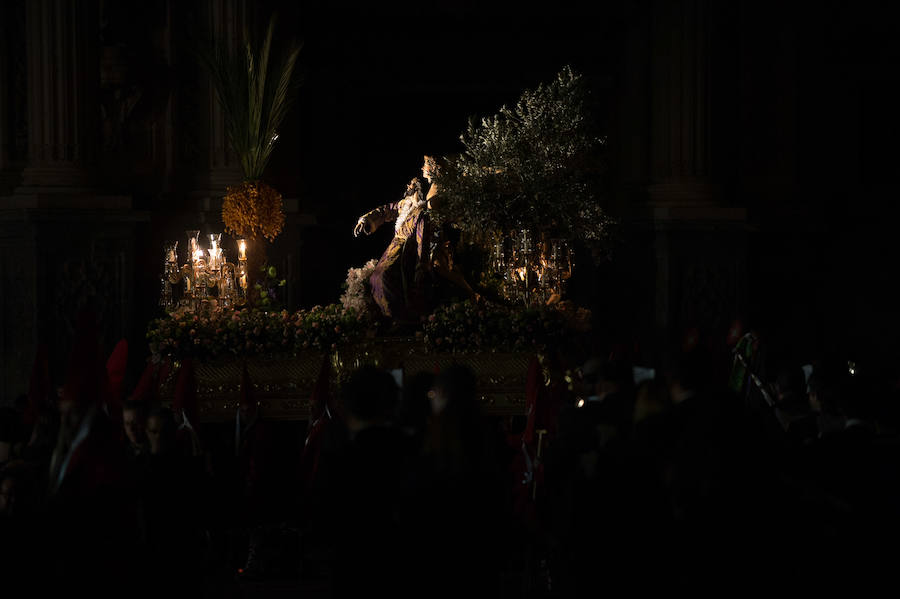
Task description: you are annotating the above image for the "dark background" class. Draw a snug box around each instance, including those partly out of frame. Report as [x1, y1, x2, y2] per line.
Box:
[3, 0, 900, 397]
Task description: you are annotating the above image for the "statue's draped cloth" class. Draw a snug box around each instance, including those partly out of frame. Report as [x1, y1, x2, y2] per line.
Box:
[364, 185, 435, 320]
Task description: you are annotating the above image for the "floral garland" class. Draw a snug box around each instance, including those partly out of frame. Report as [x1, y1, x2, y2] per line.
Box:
[147, 304, 369, 361]
[422, 300, 588, 354]
[147, 301, 589, 361]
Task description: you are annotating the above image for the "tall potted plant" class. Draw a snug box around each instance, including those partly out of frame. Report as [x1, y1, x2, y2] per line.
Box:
[200, 16, 301, 291]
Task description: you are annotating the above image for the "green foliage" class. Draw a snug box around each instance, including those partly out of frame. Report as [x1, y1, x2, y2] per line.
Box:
[199, 16, 302, 180]
[253, 263, 287, 310]
[422, 300, 579, 354]
[147, 304, 369, 361]
[433, 66, 612, 249]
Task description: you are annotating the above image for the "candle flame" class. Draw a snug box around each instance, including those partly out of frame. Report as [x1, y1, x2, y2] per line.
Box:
[208, 247, 221, 268]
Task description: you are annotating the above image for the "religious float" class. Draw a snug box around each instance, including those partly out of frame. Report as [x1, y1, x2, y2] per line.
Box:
[150, 64, 609, 421]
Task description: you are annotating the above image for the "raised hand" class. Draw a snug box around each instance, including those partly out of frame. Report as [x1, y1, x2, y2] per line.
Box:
[353, 217, 371, 237]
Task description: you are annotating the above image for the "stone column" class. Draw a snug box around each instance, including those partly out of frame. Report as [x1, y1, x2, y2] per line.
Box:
[191, 0, 248, 206]
[640, 0, 747, 346]
[0, 1, 27, 195]
[0, 1, 149, 405]
[648, 0, 714, 203]
[0, 9, 6, 175]
[17, 0, 100, 193]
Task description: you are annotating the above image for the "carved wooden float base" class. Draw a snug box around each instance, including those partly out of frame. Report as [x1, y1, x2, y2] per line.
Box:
[159, 338, 533, 421]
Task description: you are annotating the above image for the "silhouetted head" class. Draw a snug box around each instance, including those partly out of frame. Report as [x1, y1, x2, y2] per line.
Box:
[667, 347, 712, 401]
[431, 365, 477, 415]
[341, 365, 399, 427]
[775, 366, 807, 405]
[122, 400, 148, 448]
[146, 407, 177, 455]
[398, 370, 435, 437]
[582, 353, 633, 400]
[807, 358, 845, 417]
[634, 378, 671, 424]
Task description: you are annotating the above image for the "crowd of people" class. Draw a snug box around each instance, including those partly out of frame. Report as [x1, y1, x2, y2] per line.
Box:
[2, 317, 900, 597]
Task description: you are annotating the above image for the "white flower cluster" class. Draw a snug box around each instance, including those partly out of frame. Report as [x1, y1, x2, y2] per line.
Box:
[340, 259, 378, 313]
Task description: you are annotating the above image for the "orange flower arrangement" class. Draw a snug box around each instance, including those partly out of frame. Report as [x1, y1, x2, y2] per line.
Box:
[202, 16, 300, 244]
[222, 180, 285, 242]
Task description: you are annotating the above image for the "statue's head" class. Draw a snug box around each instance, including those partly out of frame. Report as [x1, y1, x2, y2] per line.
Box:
[405, 177, 422, 198]
[422, 155, 439, 181]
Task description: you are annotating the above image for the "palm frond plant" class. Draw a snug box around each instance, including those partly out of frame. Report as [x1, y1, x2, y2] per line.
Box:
[200, 15, 302, 243]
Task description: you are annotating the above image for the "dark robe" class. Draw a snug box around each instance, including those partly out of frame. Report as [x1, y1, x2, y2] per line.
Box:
[364, 179, 435, 320]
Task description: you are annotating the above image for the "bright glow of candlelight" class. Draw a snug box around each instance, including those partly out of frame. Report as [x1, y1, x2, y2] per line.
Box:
[208, 247, 222, 269]
[192, 249, 203, 263]
[238, 240, 247, 260]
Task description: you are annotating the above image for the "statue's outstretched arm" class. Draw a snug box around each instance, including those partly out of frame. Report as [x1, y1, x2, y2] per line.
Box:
[353, 202, 399, 237]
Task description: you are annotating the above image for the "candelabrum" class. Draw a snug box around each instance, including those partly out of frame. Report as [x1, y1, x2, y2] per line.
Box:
[159, 241, 179, 310]
[490, 230, 573, 308]
[541, 237, 574, 304]
[158, 231, 247, 312]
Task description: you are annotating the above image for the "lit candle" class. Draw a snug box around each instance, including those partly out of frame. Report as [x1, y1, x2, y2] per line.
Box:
[186, 230, 200, 256]
[165, 242, 177, 263]
[208, 247, 221, 271]
[238, 239, 247, 261]
[237, 259, 248, 291]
